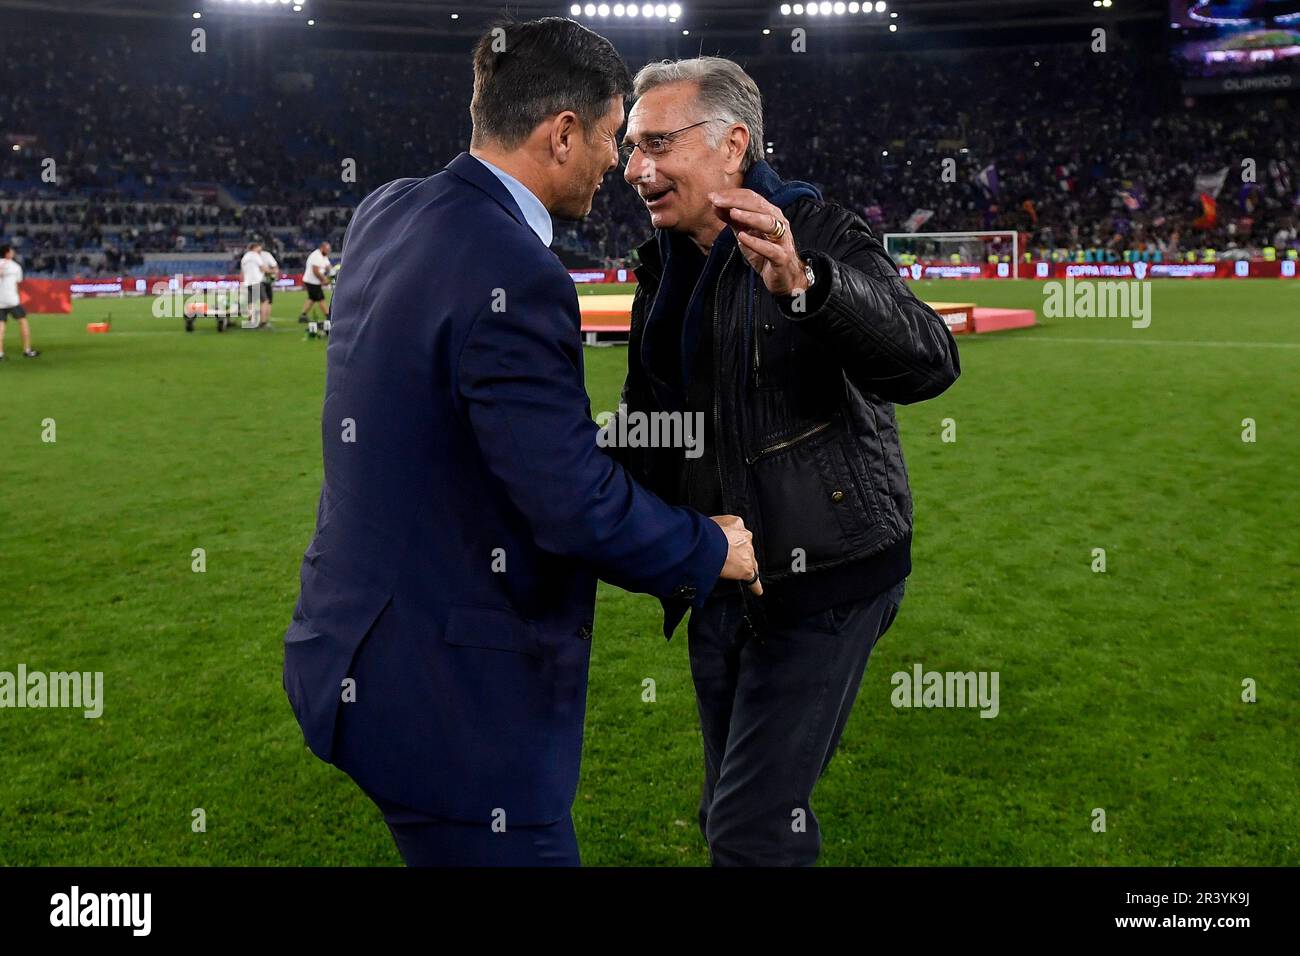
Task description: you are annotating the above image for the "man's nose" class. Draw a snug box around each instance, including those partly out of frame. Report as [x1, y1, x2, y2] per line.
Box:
[623, 149, 649, 184]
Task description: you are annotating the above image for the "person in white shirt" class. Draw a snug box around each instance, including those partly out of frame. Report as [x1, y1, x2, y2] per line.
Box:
[239, 240, 267, 328]
[0, 244, 39, 360]
[298, 241, 333, 325]
[259, 244, 279, 328]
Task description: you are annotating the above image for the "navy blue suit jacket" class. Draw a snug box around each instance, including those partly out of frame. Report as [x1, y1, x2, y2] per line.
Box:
[282, 152, 728, 825]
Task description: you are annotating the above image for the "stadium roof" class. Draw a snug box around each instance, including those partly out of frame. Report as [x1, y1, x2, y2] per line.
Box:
[0, 0, 1169, 42]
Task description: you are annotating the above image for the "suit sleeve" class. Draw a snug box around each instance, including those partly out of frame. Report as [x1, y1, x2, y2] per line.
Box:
[775, 211, 961, 404]
[456, 264, 728, 606]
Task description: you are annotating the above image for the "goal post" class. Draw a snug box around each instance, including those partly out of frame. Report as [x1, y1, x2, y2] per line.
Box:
[882, 230, 1020, 279]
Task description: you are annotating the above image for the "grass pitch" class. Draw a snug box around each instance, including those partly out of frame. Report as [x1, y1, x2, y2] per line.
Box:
[0, 279, 1296, 865]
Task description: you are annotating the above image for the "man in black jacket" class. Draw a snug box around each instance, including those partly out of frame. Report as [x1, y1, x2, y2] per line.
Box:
[610, 57, 960, 865]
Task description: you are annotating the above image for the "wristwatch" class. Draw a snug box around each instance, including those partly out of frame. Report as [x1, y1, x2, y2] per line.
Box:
[799, 258, 816, 292]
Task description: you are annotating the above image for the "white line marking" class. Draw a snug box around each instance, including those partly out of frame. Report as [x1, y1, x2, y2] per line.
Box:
[993, 336, 1300, 350]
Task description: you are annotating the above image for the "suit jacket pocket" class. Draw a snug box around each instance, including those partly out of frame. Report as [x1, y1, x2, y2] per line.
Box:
[442, 604, 545, 661]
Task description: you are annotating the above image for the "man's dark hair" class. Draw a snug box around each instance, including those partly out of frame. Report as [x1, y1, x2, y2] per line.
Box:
[0, 244, 11, 257]
[470, 17, 632, 149]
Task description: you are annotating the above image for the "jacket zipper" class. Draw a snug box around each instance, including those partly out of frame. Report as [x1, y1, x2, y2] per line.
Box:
[712, 246, 742, 601]
[750, 274, 761, 388]
[845, 444, 878, 526]
[713, 246, 737, 513]
[745, 419, 833, 465]
[636, 261, 674, 407]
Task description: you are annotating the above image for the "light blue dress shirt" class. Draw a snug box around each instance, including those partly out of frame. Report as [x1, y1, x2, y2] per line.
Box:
[471, 153, 553, 248]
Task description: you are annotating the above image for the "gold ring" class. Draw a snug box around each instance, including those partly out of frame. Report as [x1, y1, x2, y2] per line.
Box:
[763, 217, 786, 242]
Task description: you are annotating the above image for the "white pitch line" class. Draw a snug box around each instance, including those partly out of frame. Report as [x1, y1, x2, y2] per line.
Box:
[994, 336, 1300, 350]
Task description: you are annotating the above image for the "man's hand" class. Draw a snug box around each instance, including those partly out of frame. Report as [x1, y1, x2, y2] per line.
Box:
[710, 515, 762, 595]
[709, 188, 807, 298]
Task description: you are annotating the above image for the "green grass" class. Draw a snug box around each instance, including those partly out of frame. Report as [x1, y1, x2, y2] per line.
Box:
[0, 280, 1296, 865]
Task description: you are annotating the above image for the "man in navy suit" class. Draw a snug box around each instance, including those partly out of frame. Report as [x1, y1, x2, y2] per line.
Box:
[281, 17, 761, 866]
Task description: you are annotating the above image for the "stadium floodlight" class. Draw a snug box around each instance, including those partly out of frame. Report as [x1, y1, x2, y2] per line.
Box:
[780, 3, 791, 13]
[888, 22, 896, 31]
[642, 3, 653, 15]
[669, 3, 682, 16]
[598, 2, 609, 14]
[571, 3, 581, 12]
[614, 3, 624, 14]
[807, 3, 817, 13]
[875, 1, 887, 11]
[849, 1, 860, 10]
[793, 3, 803, 13]
[585, 3, 596, 14]
[834, 2, 845, 13]
[655, 3, 667, 16]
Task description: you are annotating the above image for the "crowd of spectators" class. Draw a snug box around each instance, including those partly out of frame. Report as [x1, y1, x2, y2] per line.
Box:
[1, 26, 1295, 275]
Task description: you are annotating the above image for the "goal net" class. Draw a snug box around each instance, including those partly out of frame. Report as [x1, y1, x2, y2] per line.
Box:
[882, 230, 1019, 278]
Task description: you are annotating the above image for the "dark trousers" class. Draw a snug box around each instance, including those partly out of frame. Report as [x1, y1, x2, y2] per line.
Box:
[362, 789, 580, 867]
[687, 577, 905, 866]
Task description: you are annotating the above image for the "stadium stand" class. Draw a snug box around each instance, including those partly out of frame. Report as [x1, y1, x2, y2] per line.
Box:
[1, 26, 1296, 275]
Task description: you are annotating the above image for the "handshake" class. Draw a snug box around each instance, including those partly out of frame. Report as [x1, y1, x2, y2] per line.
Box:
[710, 515, 762, 595]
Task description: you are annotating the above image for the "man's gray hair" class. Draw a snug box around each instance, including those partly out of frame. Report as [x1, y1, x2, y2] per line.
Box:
[632, 57, 764, 172]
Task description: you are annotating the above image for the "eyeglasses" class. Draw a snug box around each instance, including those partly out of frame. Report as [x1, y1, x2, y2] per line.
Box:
[618, 119, 720, 168]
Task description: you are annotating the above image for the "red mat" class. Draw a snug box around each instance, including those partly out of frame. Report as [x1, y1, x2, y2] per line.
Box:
[972, 307, 1036, 333]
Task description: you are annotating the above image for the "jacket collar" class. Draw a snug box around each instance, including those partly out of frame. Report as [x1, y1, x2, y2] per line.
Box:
[445, 151, 532, 234]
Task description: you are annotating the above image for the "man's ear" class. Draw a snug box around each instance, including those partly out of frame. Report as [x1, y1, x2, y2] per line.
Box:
[724, 123, 750, 177]
[549, 110, 581, 166]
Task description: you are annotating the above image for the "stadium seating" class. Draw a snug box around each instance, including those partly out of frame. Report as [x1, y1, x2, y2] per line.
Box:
[1, 27, 1296, 275]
